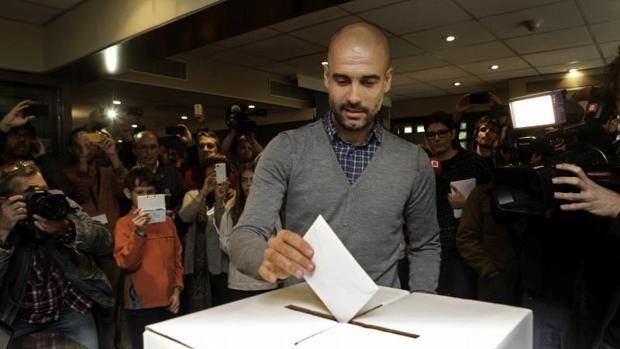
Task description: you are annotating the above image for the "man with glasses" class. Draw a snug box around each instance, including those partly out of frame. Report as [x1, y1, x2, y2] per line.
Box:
[424, 112, 491, 299]
[0, 161, 113, 348]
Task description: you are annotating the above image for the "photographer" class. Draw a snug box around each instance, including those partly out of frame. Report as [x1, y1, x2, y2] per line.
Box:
[0, 161, 113, 348]
[553, 163, 620, 349]
[222, 128, 263, 168]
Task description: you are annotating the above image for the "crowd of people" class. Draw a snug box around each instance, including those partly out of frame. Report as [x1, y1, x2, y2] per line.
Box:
[0, 21, 619, 349]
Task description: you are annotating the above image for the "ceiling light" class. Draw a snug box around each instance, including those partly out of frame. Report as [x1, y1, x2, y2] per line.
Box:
[131, 124, 138, 128]
[103, 45, 119, 74]
[248, 105, 255, 109]
[106, 108, 117, 119]
[445, 35, 456, 42]
[404, 126, 413, 134]
[181, 115, 188, 120]
[417, 125, 425, 133]
[568, 68, 578, 73]
[321, 61, 328, 66]
[490, 64, 499, 70]
[112, 100, 121, 105]
[117, 139, 123, 143]
[453, 82, 461, 86]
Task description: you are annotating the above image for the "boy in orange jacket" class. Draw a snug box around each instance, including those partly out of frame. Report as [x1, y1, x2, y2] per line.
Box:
[114, 167, 183, 349]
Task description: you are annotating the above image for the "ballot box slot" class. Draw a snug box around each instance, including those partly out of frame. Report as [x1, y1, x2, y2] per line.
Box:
[285, 304, 419, 339]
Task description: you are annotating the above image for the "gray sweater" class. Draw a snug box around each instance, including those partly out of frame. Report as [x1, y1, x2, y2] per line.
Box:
[229, 119, 441, 292]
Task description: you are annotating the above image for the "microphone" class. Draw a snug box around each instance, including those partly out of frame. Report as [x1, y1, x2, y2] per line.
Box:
[430, 157, 441, 176]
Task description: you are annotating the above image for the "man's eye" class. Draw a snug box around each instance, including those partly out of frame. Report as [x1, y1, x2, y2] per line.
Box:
[362, 79, 377, 87]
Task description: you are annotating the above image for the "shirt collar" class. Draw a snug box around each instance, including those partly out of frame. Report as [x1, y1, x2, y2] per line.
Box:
[322, 111, 383, 146]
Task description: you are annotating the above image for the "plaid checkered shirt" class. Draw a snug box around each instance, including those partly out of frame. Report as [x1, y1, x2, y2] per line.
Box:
[18, 248, 94, 324]
[322, 112, 382, 184]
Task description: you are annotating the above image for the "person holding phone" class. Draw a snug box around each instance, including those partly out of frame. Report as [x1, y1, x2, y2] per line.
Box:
[178, 155, 234, 310]
[0, 100, 73, 197]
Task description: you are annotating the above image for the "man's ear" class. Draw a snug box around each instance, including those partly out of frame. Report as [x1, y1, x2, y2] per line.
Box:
[383, 66, 393, 94]
[323, 64, 330, 90]
[123, 188, 132, 200]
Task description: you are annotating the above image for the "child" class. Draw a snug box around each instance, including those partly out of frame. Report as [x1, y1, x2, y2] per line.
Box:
[114, 167, 183, 349]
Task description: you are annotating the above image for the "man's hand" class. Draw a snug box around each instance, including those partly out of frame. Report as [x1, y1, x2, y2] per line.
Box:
[448, 185, 467, 209]
[98, 135, 117, 159]
[31, 138, 46, 159]
[167, 288, 181, 314]
[0, 195, 27, 241]
[0, 100, 35, 133]
[553, 163, 620, 218]
[33, 215, 72, 236]
[258, 230, 315, 283]
[200, 171, 216, 196]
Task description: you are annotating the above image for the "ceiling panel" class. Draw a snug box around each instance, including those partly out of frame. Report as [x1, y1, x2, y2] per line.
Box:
[402, 21, 495, 51]
[389, 37, 423, 58]
[427, 76, 487, 95]
[391, 74, 418, 86]
[358, 0, 471, 35]
[577, 0, 620, 24]
[399, 89, 450, 99]
[599, 41, 620, 60]
[1, 0, 61, 25]
[270, 6, 349, 32]
[536, 58, 605, 74]
[454, 0, 560, 18]
[185, 44, 226, 58]
[405, 66, 471, 82]
[478, 67, 539, 82]
[522, 45, 601, 67]
[459, 56, 531, 75]
[590, 20, 620, 44]
[237, 35, 324, 61]
[217, 28, 280, 49]
[338, 0, 402, 14]
[27, 0, 84, 10]
[256, 62, 299, 77]
[480, 1, 583, 39]
[505, 26, 593, 54]
[209, 49, 275, 68]
[435, 41, 514, 64]
[289, 16, 361, 46]
[282, 52, 327, 75]
[391, 54, 449, 73]
[392, 81, 442, 94]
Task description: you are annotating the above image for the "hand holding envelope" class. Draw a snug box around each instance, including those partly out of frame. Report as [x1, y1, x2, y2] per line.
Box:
[259, 229, 316, 283]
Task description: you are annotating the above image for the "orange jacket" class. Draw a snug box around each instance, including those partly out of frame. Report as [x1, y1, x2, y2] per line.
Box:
[114, 209, 183, 309]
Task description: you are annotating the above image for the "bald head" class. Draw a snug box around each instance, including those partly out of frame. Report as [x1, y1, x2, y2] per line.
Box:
[133, 131, 160, 168]
[327, 23, 391, 71]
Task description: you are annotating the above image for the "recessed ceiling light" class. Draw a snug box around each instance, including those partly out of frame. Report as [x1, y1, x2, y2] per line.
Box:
[569, 68, 578, 73]
[131, 124, 138, 128]
[106, 108, 117, 119]
[248, 105, 255, 109]
[453, 82, 461, 86]
[112, 100, 121, 105]
[445, 35, 456, 42]
[321, 61, 328, 66]
[490, 64, 499, 70]
[181, 115, 188, 120]
[404, 126, 413, 134]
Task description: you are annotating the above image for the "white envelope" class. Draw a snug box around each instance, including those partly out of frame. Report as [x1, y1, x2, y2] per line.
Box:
[137, 194, 167, 224]
[303, 215, 379, 323]
[450, 178, 476, 219]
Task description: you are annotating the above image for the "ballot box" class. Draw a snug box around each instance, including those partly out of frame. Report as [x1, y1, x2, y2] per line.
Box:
[144, 282, 532, 349]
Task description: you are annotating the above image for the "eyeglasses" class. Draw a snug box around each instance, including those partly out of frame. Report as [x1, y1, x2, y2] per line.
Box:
[425, 130, 451, 139]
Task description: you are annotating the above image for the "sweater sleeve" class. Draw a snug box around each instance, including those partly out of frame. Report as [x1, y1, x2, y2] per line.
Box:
[113, 217, 146, 272]
[229, 133, 292, 279]
[218, 209, 233, 255]
[171, 221, 184, 289]
[457, 186, 500, 278]
[404, 147, 441, 293]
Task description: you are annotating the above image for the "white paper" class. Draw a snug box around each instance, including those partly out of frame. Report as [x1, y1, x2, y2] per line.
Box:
[450, 178, 476, 218]
[91, 213, 108, 225]
[303, 215, 379, 323]
[137, 194, 167, 224]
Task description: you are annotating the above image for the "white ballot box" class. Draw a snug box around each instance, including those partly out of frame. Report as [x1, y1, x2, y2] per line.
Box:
[144, 283, 532, 349]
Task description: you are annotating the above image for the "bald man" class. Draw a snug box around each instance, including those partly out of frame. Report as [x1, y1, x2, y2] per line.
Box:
[229, 23, 440, 292]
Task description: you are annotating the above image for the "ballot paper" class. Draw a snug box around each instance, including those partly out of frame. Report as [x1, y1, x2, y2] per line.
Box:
[303, 215, 379, 323]
[137, 194, 167, 224]
[450, 178, 476, 219]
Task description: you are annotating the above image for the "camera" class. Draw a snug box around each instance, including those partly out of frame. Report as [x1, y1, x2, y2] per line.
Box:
[23, 186, 71, 221]
[493, 88, 619, 215]
[225, 104, 267, 132]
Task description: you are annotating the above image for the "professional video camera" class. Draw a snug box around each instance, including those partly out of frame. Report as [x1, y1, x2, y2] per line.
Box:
[493, 88, 619, 215]
[225, 104, 267, 132]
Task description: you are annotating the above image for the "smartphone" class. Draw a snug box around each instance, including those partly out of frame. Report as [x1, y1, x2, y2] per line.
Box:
[84, 132, 102, 143]
[165, 126, 185, 135]
[469, 91, 490, 104]
[194, 103, 203, 115]
[23, 102, 49, 117]
[215, 163, 226, 184]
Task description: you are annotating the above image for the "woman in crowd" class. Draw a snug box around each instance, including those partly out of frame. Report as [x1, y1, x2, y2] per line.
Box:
[219, 163, 277, 301]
